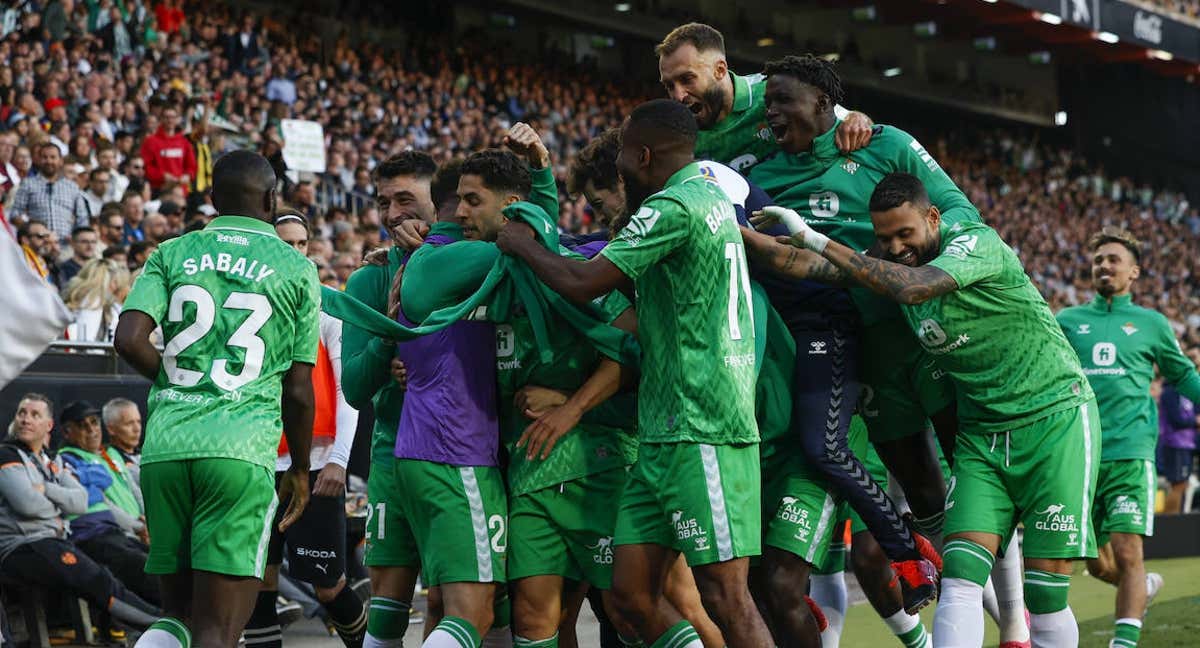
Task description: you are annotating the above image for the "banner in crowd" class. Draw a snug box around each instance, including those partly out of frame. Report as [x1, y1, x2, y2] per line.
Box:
[1008, 0, 1200, 62]
[0, 233, 72, 390]
[280, 119, 327, 173]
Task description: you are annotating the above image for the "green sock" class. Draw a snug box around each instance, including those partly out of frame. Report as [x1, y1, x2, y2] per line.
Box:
[366, 597, 411, 642]
[649, 621, 700, 648]
[429, 616, 481, 648]
[513, 633, 558, 647]
[898, 623, 930, 648]
[1112, 618, 1142, 648]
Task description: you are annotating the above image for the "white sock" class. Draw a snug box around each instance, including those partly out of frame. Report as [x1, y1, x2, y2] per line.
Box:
[811, 572, 848, 647]
[933, 578, 985, 648]
[364, 634, 404, 648]
[1030, 608, 1078, 648]
[135, 628, 186, 648]
[484, 627, 513, 648]
[993, 536, 1029, 643]
[982, 577, 1001, 625]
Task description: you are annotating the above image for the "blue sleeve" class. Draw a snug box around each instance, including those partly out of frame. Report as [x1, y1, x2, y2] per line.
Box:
[736, 179, 789, 238]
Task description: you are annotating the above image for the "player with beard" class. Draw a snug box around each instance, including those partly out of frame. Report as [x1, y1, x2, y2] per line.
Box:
[498, 99, 770, 648]
[764, 172, 1100, 648]
[655, 22, 872, 173]
[1056, 227, 1194, 648]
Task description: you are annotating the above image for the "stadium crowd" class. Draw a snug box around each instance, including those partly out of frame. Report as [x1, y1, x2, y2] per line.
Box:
[1, 1, 1200, 646]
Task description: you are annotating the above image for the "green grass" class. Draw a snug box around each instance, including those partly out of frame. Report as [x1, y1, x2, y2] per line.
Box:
[839, 557, 1200, 647]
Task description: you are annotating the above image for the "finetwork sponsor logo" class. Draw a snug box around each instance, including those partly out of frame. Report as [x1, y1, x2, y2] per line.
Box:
[917, 319, 948, 347]
[943, 234, 978, 260]
[809, 191, 840, 219]
[1092, 342, 1117, 366]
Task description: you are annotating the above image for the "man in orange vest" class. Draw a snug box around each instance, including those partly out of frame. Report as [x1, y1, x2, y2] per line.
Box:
[242, 212, 366, 648]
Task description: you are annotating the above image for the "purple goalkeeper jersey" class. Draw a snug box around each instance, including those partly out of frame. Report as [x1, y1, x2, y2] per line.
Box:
[392, 238, 499, 467]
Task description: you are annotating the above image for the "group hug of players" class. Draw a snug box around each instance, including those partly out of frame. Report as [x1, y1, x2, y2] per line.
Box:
[112, 19, 1200, 648]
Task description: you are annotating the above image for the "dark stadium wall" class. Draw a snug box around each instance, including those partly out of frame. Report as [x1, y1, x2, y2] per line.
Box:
[1059, 63, 1200, 203]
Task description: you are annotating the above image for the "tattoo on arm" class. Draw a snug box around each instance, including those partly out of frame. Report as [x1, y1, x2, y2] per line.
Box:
[839, 254, 958, 304]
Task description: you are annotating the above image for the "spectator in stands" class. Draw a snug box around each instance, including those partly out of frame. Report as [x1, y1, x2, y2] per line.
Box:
[331, 252, 357, 289]
[0, 394, 158, 628]
[57, 400, 158, 604]
[140, 105, 196, 194]
[0, 132, 20, 198]
[123, 156, 151, 201]
[97, 207, 125, 251]
[62, 258, 130, 342]
[158, 200, 184, 237]
[291, 180, 319, 221]
[60, 225, 100, 285]
[82, 168, 110, 218]
[226, 14, 265, 73]
[141, 212, 169, 244]
[16, 219, 52, 282]
[95, 143, 129, 202]
[102, 244, 128, 268]
[1159, 383, 1197, 514]
[10, 142, 90, 241]
[102, 398, 142, 468]
[119, 190, 146, 245]
[187, 105, 213, 196]
[128, 241, 157, 271]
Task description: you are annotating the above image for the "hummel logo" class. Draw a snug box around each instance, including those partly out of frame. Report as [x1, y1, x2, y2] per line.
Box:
[809, 341, 828, 355]
[1077, 324, 1090, 334]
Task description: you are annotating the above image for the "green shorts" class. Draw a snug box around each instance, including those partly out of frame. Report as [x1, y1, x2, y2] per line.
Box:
[364, 456, 420, 568]
[859, 321, 955, 443]
[615, 442, 761, 566]
[1093, 459, 1157, 545]
[508, 467, 627, 588]
[944, 400, 1101, 560]
[393, 459, 508, 586]
[762, 454, 839, 567]
[142, 458, 278, 578]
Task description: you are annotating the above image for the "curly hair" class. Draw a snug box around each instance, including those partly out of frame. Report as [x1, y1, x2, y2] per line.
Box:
[1088, 226, 1142, 263]
[566, 128, 620, 196]
[372, 150, 437, 185]
[460, 149, 531, 199]
[763, 54, 845, 106]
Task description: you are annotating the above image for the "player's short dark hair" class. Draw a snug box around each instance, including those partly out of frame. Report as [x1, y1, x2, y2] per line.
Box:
[567, 128, 621, 196]
[460, 149, 531, 199]
[71, 226, 96, 239]
[656, 23, 725, 57]
[430, 158, 464, 210]
[869, 173, 930, 213]
[1088, 226, 1141, 263]
[627, 99, 698, 148]
[763, 54, 845, 106]
[372, 151, 437, 185]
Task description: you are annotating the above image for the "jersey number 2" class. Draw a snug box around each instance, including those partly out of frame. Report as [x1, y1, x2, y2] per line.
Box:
[163, 285, 273, 391]
[724, 242, 754, 340]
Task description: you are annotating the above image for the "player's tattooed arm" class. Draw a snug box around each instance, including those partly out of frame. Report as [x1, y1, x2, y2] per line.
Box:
[496, 220, 629, 305]
[821, 243, 957, 305]
[740, 226, 849, 285]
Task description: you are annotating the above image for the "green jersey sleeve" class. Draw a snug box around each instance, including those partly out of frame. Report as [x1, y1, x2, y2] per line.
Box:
[1153, 312, 1200, 403]
[122, 247, 170, 322]
[601, 198, 690, 281]
[340, 262, 396, 409]
[881, 127, 982, 226]
[528, 166, 559, 227]
[400, 240, 500, 323]
[291, 264, 321, 365]
[928, 225, 1005, 289]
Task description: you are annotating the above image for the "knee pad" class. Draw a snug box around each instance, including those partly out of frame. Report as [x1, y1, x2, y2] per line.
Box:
[942, 539, 994, 586]
[1024, 570, 1070, 614]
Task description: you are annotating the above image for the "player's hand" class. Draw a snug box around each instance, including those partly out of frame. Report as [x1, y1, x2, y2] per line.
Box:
[517, 402, 584, 461]
[496, 220, 536, 254]
[515, 385, 569, 419]
[504, 122, 551, 170]
[753, 207, 829, 253]
[363, 247, 390, 267]
[394, 219, 430, 252]
[835, 111, 874, 153]
[276, 466, 310, 532]
[312, 463, 347, 497]
[390, 358, 408, 390]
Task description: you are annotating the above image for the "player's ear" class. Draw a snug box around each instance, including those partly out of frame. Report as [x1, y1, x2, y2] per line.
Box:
[926, 204, 941, 228]
[1129, 263, 1141, 281]
[265, 187, 276, 216]
[712, 56, 728, 81]
[502, 194, 520, 208]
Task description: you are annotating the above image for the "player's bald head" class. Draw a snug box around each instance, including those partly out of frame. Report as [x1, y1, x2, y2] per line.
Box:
[622, 99, 698, 158]
[211, 150, 278, 222]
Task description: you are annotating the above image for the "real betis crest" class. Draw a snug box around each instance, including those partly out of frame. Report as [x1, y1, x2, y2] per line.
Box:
[841, 159, 859, 174]
[756, 123, 773, 141]
[1121, 322, 1139, 336]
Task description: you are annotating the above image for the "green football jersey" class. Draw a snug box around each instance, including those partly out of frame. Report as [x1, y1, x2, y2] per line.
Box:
[902, 221, 1092, 433]
[748, 121, 981, 326]
[123, 215, 321, 470]
[601, 162, 758, 445]
[1057, 294, 1200, 462]
[695, 72, 776, 173]
[497, 284, 638, 496]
